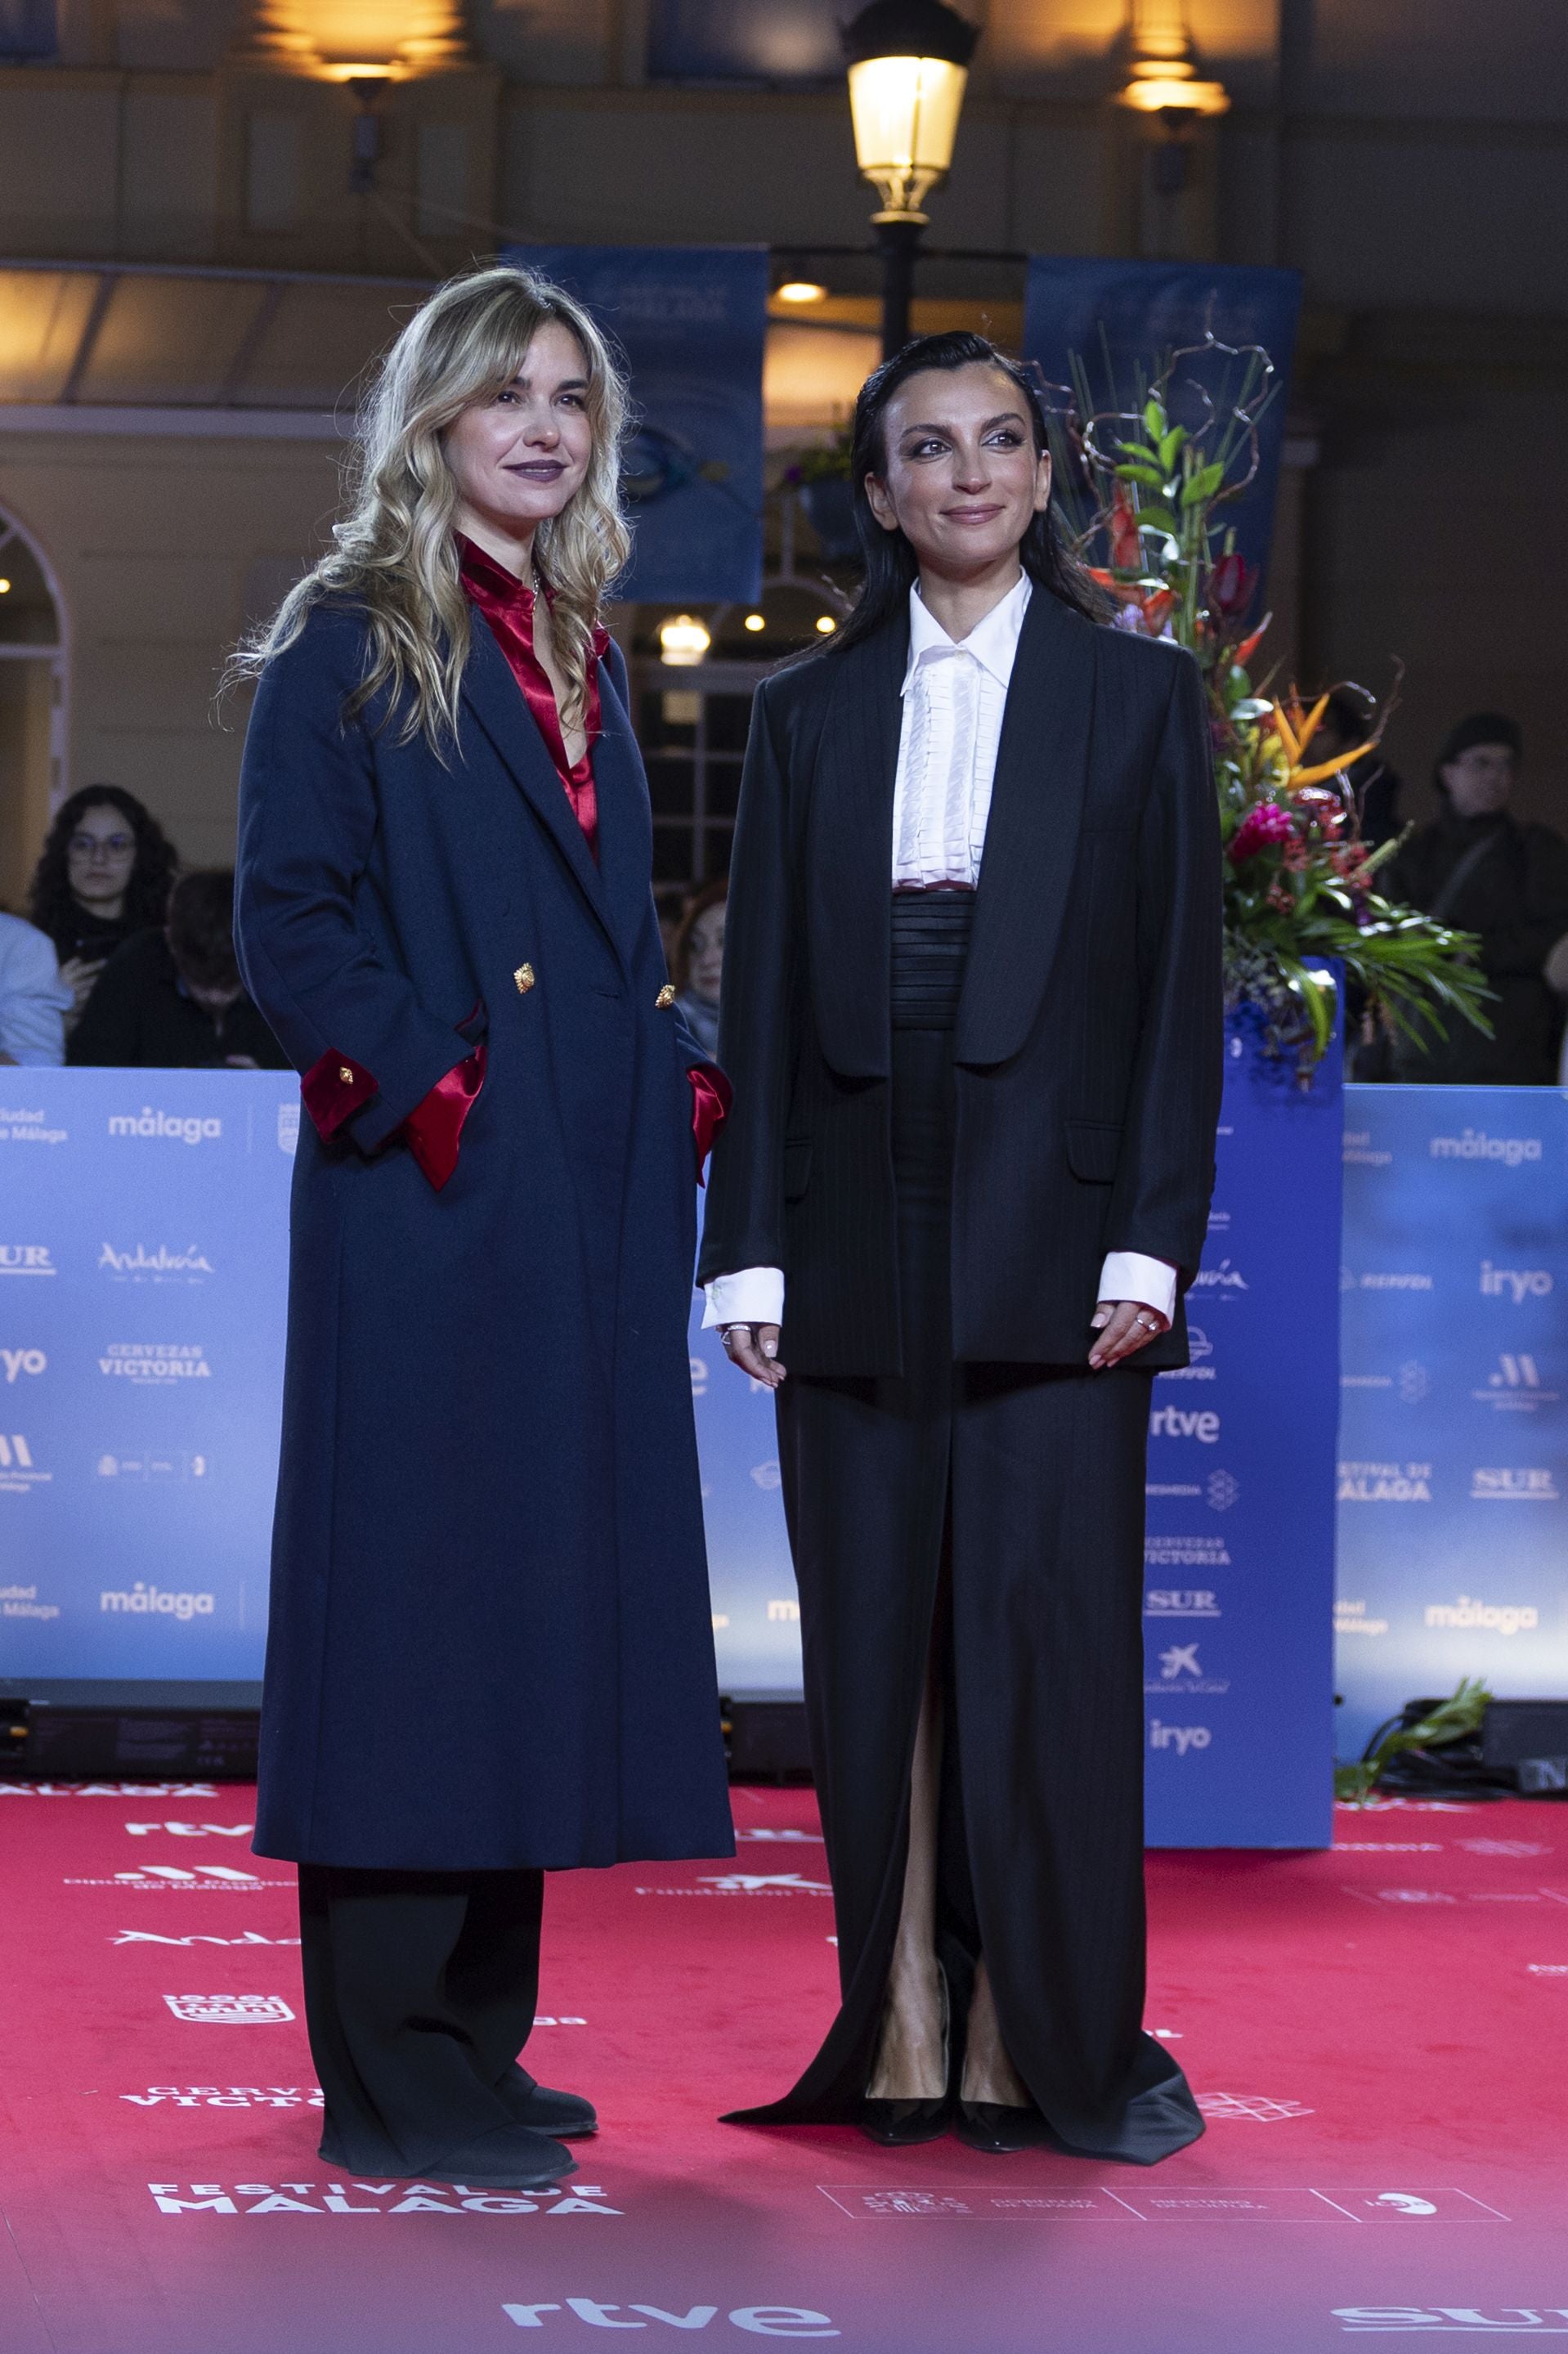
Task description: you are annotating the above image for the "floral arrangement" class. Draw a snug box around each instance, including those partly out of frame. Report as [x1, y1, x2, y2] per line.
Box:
[1043, 337, 1491, 1075]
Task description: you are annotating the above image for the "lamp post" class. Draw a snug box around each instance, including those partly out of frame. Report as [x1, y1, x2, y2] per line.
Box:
[840, 0, 979, 361]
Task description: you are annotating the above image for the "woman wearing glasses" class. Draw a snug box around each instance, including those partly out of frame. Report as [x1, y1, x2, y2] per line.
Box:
[703, 332, 1223, 2163]
[26, 785, 178, 1030]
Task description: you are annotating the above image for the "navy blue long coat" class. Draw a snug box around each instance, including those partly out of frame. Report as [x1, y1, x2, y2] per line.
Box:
[234, 599, 734, 1872]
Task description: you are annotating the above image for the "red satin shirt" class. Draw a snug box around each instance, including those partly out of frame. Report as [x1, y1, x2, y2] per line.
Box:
[458, 534, 608, 859]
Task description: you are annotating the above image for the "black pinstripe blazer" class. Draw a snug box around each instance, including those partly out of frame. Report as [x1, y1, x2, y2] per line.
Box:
[697, 585, 1224, 1379]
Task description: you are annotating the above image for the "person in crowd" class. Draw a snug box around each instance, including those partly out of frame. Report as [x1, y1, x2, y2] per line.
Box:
[1386, 712, 1568, 1083]
[701, 332, 1222, 2162]
[231, 264, 732, 2194]
[25, 784, 178, 1029]
[0, 910, 72, 1065]
[67, 869, 286, 1069]
[1310, 687, 1404, 851]
[670, 878, 727, 1059]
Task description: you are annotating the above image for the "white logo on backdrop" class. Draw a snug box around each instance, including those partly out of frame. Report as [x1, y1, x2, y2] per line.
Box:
[1334, 1600, 1390, 1638]
[0, 1106, 67, 1145]
[99, 1244, 213, 1281]
[1150, 1406, 1220, 1442]
[1424, 1595, 1539, 1636]
[0, 1582, 59, 1621]
[1471, 1468, 1560, 1502]
[1207, 1470, 1239, 1512]
[0, 1245, 55, 1276]
[0, 1434, 49, 1491]
[1474, 1355, 1559, 1411]
[1338, 1461, 1433, 1503]
[101, 1585, 215, 1620]
[1, 1348, 45, 1381]
[1145, 1590, 1222, 1617]
[277, 1103, 299, 1155]
[1145, 1535, 1230, 1568]
[1482, 1261, 1554, 1302]
[108, 1110, 222, 1145]
[1147, 1643, 1230, 1696]
[1149, 1720, 1211, 1755]
[1191, 1258, 1248, 1294]
[1430, 1128, 1542, 1165]
[100, 1345, 212, 1383]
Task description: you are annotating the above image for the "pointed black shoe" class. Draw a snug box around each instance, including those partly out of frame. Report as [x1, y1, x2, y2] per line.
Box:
[500, 2065, 598, 2139]
[953, 2101, 1051, 2154]
[859, 2095, 951, 2146]
[419, 2125, 578, 2189]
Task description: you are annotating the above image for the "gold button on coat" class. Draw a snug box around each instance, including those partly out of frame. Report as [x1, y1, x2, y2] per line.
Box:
[656, 984, 676, 1009]
[513, 963, 535, 994]
[338, 1064, 354, 1083]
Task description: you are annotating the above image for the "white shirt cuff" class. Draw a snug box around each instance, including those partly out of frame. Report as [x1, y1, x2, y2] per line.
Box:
[702, 1267, 785, 1330]
[1098, 1252, 1177, 1325]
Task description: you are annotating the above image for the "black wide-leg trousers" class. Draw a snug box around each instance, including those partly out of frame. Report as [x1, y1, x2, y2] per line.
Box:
[731, 1004, 1203, 2163]
[298, 1864, 544, 2173]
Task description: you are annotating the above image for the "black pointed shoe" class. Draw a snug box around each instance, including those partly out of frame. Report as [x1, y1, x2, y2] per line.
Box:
[500, 2065, 598, 2139]
[420, 2125, 577, 2189]
[954, 2101, 1051, 2154]
[859, 2095, 951, 2146]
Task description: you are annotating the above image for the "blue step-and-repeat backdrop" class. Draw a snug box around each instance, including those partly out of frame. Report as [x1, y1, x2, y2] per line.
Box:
[4, 1070, 1566, 1845]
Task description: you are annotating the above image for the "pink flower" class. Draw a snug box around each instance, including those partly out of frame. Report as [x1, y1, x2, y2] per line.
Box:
[1228, 801, 1296, 863]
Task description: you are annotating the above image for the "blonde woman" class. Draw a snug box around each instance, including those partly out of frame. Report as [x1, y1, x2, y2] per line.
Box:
[233, 266, 733, 2190]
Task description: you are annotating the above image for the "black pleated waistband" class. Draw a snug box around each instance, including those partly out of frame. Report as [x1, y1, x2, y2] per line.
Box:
[889, 889, 974, 1031]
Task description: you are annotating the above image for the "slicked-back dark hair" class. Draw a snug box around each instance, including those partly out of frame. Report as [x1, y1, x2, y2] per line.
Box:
[820, 330, 1107, 661]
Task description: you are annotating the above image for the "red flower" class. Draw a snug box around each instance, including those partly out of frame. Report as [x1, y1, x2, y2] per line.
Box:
[1211, 551, 1257, 617]
[1229, 801, 1296, 863]
[1109, 482, 1142, 572]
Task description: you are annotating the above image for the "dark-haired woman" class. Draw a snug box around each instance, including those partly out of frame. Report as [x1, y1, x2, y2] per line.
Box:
[26, 784, 178, 1028]
[702, 333, 1223, 2163]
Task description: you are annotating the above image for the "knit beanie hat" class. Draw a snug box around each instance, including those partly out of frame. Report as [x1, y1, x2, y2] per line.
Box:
[1433, 711, 1521, 795]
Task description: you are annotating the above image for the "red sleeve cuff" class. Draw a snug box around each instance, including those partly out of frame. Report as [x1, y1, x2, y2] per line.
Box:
[301, 1048, 378, 1139]
[401, 1045, 486, 1192]
[688, 1064, 731, 1187]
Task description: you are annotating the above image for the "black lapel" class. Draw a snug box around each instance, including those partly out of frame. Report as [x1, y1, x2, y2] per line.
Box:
[459, 615, 620, 959]
[590, 648, 656, 966]
[954, 590, 1097, 1067]
[805, 614, 907, 1079]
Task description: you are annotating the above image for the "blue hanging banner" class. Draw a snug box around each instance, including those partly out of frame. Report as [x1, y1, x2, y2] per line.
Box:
[0, 0, 55, 59]
[501, 243, 768, 607]
[1022, 257, 1303, 603]
[1337, 1084, 1568, 1762]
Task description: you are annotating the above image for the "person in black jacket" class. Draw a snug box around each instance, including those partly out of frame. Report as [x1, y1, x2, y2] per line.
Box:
[700, 334, 1223, 2163]
[1386, 712, 1568, 1083]
[68, 869, 288, 1069]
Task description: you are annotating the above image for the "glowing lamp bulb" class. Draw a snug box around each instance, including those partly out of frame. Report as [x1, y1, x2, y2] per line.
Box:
[743, 613, 766, 633]
[659, 614, 711, 668]
[815, 616, 838, 635]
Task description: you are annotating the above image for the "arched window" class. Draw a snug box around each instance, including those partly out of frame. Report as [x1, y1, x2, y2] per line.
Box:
[0, 507, 67, 915]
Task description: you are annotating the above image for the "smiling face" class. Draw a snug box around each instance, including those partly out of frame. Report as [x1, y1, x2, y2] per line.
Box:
[444, 318, 595, 563]
[863, 362, 1051, 582]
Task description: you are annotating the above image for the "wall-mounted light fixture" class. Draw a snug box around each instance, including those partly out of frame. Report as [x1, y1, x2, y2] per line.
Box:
[659, 614, 711, 667]
[1117, 0, 1230, 120]
[775, 280, 830, 307]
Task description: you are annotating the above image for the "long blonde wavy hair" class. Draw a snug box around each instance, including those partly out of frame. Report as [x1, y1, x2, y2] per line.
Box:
[233, 264, 632, 752]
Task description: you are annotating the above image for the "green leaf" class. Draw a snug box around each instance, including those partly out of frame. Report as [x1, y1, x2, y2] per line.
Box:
[1115, 440, 1162, 469]
[1134, 506, 1180, 536]
[1113, 463, 1167, 490]
[1158, 425, 1187, 472]
[1180, 461, 1226, 508]
[1143, 397, 1166, 442]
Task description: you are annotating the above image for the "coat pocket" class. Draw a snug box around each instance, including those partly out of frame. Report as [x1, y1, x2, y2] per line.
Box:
[782, 1138, 813, 1202]
[1065, 1119, 1122, 1183]
[455, 996, 490, 1048]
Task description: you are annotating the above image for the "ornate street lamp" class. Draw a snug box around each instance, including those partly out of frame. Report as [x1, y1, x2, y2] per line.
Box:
[840, 0, 979, 361]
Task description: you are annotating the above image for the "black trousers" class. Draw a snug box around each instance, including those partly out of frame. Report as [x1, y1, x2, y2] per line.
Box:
[298, 1863, 544, 2172]
[730, 975, 1203, 2163]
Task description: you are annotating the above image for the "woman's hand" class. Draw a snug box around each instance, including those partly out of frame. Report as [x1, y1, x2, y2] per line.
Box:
[1088, 1299, 1169, 1371]
[720, 1323, 786, 1389]
[59, 955, 105, 1015]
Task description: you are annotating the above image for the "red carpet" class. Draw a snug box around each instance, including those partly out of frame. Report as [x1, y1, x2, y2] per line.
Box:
[2, 1782, 1566, 2352]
